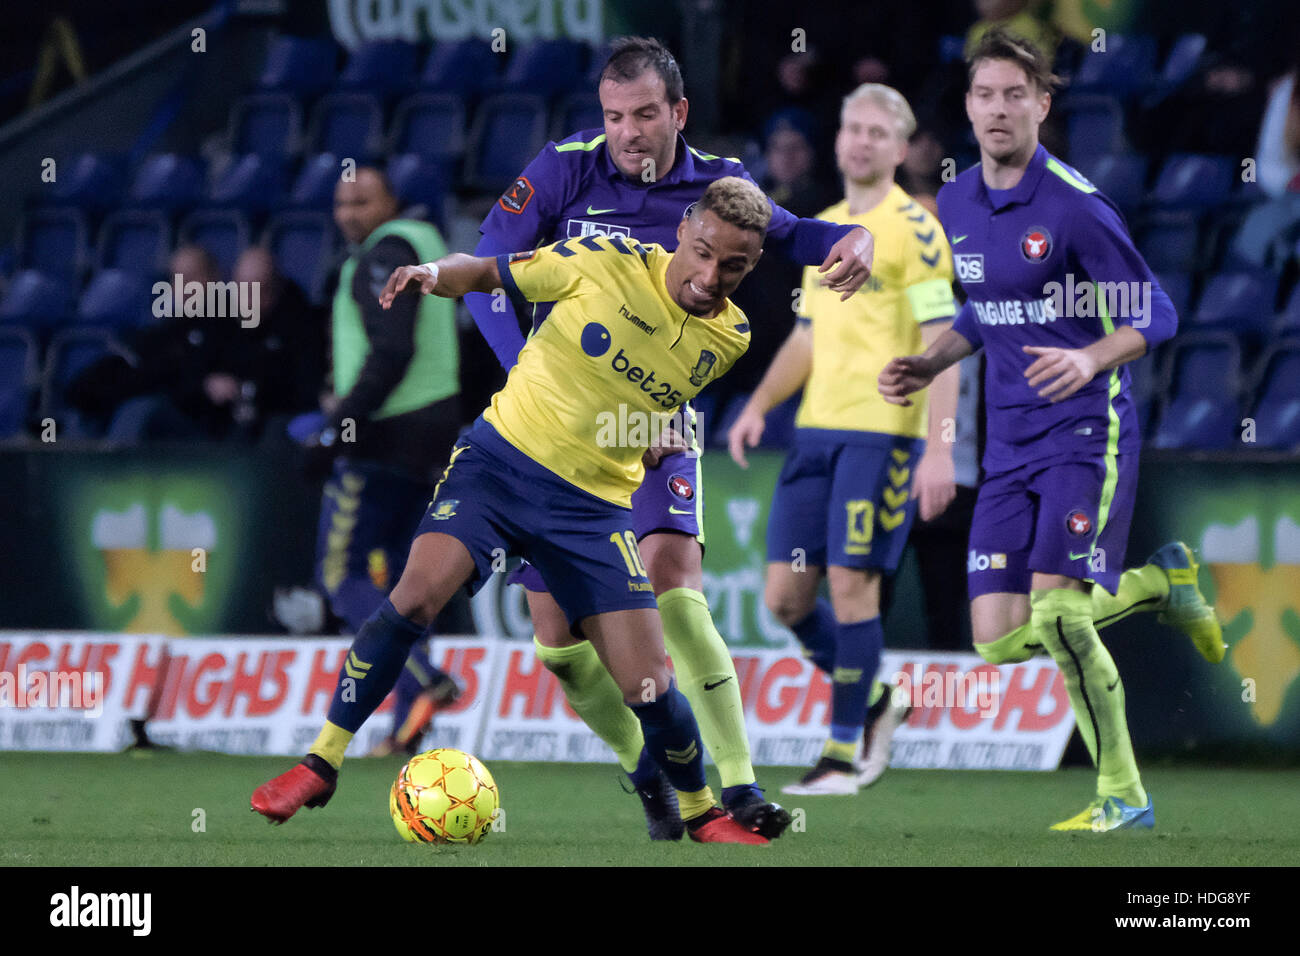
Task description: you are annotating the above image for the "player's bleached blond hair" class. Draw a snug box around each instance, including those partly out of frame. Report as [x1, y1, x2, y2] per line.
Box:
[840, 83, 917, 142]
[692, 176, 772, 235]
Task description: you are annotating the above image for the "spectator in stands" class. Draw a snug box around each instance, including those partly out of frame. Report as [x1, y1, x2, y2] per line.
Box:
[899, 126, 947, 216]
[1232, 56, 1300, 271]
[965, 0, 1059, 67]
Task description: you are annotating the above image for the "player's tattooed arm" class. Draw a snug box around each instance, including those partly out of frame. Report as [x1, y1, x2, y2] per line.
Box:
[878, 327, 973, 407]
[379, 254, 504, 308]
[1022, 325, 1148, 403]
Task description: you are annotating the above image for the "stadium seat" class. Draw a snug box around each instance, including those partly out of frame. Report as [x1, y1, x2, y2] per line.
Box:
[40, 327, 130, 437]
[1274, 283, 1300, 335]
[495, 40, 588, 99]
[44, 153, 125, 213]
[1247, 338, 1300, 449]
[127, 154, 206, 212]
[551, 92, 603, 142]
[227, 93, 304, 158]
[19, 208, 90, 279]
[337, 40, 420, 98]
[286, 153, 343, 210]
[463, 94, 549, 193]
[256, 34, 338, 98]
[0, 270, 76, 332]
[205, 153, 288, 213]
[1150, 154, 1235, 209]
[1153, 271, 1192, 320]
[1070, 34, 1157, 98]
[1063, 96, 1126, 167]
[95, 209, 171, 276]
[178, 210, 251, 278]
[75, 269, 156, 330]
[0, 327, 38, 438]
[1192, 270, 1278, 331]
[419, 39, 500, 98]
[388, 93, 466, 170]
[1143, 33, 1207, 106]
[306, 92, 385, 160]
[1078, 153, 1146, 212]
[1136, 213, 1200, 272]
[1151, 331, 1242, 449]
[264, 211, 334, 303]
[387, 154, 450, 230]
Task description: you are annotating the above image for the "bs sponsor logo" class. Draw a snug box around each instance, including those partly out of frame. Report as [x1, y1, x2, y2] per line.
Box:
[955, 253, 984, 284]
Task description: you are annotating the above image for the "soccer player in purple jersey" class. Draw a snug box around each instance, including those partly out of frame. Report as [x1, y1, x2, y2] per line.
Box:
[464, 36, 875, 839]
[878, 30, 1225, 832]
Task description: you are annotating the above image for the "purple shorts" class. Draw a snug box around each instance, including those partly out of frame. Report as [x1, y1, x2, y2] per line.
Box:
[506, 450, 703, 593]
[967, 455, 1137, 599]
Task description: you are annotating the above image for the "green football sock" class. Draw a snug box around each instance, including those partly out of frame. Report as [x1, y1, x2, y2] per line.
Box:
[1031, 589, 1146, 806]
[974, 623, 1039, 664]
[533, 637, 643, 774]
[1091, 564, 1169, 630]
[658, 587, 756, 790]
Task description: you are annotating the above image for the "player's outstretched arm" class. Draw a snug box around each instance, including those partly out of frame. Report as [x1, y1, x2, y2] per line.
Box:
[878, 327, 973, 407]
[379, 254, 503, 309]
[727, 322, 813, 468]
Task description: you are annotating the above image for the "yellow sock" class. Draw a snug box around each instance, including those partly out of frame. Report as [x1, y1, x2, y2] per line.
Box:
[1092, 564, 1169, 629]
[676, 785, 715, 822]
[533, 636, 644, 773]
[309, 720, 353, 770]
[822, 739, 856, 763]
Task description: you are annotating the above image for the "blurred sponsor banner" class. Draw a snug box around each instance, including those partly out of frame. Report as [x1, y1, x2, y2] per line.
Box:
[0, 634, 1073, 769]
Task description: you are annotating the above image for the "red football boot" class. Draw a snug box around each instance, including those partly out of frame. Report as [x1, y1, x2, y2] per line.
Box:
[251, 756, 338, 824]
[686, 807, 770, 845]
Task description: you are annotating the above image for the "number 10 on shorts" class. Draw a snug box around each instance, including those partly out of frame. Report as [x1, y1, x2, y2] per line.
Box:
[610, 530, 648, 577]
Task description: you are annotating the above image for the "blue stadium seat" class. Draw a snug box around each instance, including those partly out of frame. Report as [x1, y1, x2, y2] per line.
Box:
[495, 40, 588, 98]
[228, 93, 304, 158]
[95, 209, 171, 276]
[1152, 331, 1242, 449]
[206, 153, 288, 213]
[19, 208, 90, 279]
[264, 211, 334, 303]
[1274, 283, 1300, 335]
[1064, 96, 1125, 167]
[76, 270, 156, 330]
[0, 327, 38, 438]
[307, 92, 385, 159]
[387, 154, 450, 229]
[287, 153, 343, 210]
[45, 153, 125, 212]
[1248, 339, 1300, 449]
[551, 92, 602, 142]
[420, 39, 500, 98]
[463, 94, 549, 193]
[1128, 350, 1159, 438]
[1192, 270, 1278, 330]
[257, 35, 338, 97]
[1078, 153, 1146, 212]
[41, 327, 130, 436]
[127, 154, 206, 212]
[1143, 33, 1207, 106]
[337, 40, 420, 98]
[1150, 154, 1235, 209]
[1137, 213, 1200, 272]
[178, 210, 251, 279]
[1070, 34, 1157, 97]
[0, 270, 76, 332]
[1153, 271, 1191, 319]
[388, 93, 466, 168]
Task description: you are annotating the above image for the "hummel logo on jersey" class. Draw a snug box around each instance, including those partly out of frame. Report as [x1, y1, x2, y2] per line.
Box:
[955, 253, 984, 283]
[619, 302, 655, 334]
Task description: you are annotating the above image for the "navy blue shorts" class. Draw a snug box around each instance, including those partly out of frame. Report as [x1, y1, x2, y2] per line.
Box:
[766, 430, 925, 572]
[508, 448, 703, 593]
[415, 419, 658, 628]
[966, 455, 1137, 598]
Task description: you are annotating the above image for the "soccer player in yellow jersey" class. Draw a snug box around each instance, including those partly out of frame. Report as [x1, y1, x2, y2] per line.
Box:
[728, 85, 961, 795]
[252, 177, 771, 843]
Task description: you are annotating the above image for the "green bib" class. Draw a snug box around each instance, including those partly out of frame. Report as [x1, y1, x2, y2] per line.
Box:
[332, 219, 458, 418]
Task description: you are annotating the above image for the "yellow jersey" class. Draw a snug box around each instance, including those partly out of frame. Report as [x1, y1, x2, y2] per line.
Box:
[486, 235, 750, 506]
[796, 186, 956, 438]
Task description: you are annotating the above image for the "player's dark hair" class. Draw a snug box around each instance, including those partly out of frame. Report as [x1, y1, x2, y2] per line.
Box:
[966, 27, 1059, 94]
[600, 36, 685, 103]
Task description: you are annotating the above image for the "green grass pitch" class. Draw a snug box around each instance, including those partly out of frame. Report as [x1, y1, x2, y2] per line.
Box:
[2, 752, 1297, 866]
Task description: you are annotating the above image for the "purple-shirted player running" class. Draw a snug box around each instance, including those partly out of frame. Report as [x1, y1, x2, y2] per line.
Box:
[464, 37, 875, 840]
[878, 29, 1225, 832]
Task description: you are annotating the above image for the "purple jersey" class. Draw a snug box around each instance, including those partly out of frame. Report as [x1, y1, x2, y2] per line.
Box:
[939, 144, 1177, 476]
[467, 129, 855, 369]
